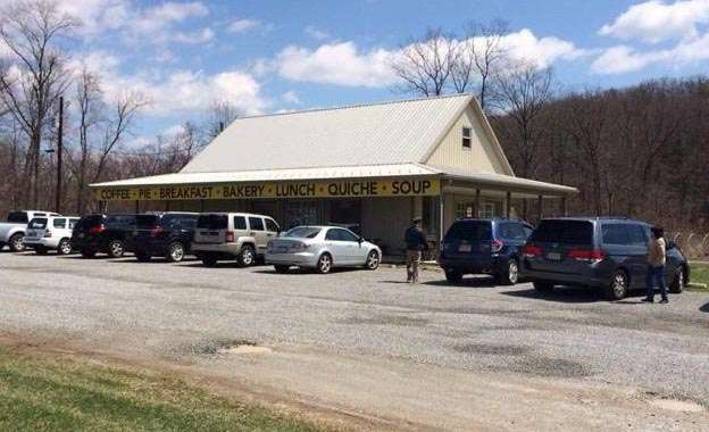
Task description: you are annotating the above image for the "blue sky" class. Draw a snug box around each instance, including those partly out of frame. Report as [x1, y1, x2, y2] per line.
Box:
[30, 0, 709, 141]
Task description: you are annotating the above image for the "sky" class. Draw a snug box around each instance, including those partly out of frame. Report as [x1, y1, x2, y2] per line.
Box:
[4, 0, 709, 143]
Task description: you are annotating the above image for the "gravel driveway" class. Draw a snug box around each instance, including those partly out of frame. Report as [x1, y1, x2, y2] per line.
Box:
[0, 252, 707, 431]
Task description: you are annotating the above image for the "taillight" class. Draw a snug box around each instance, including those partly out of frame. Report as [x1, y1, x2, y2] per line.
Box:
[568, 248, 606, 263]
[522, 244, 543, 258]
[150, 226, 164, 238]
[88, 224, 105, 235]
[291, 242, 309, 251]
[225, 231, 235, 242]
[491, 239, 504, 253]
[44, 230, 52, 238]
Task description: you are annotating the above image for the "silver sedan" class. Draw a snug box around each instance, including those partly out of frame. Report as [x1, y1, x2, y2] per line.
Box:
[265, 225, 381, 274]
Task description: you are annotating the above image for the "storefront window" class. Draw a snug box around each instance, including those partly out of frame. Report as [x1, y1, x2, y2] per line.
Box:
[329, 199, 361, 234]
[284, 201, 319, 229]
[422, 196, 440, 235]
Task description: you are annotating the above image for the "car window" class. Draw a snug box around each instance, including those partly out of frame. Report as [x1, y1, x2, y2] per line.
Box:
[28, 218, 47, 229]
[265, 218, 279, 232]
[69, 219, 79, 229]
[285, 227, 321, 238]
[602, 224, 630, 245]
[53, 218, 67, 229]
[628, 224, 648, 246]
[530, 220, 593, 245]
[106, 215, 136, 227]
[197, 214, 227, 230]
[7, 212, 28, 223]
[136, 215, 159, 228]
[338, 229, 359, 242]
[233, 216, 247, 230]
[444, 221, 492, 242]
[523, 225, 534, 238]
[180, 216, 198, 230]
[325, 229, 341, 241]
[497, 223, 527, 240]
[249, 217, 265, 231]
[75, 215, 103, 230]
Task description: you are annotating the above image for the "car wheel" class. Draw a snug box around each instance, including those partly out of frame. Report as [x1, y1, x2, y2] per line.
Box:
[135, 252, 151, 262]
[498, 259, 519, 285]
[166, 242, 185, 263]
[80, 250, 96, 258]
[35, 246, 48, 255]
[274, 265, 290, 274]
[57, 239, 72, 255]
[365, 250, 380, 270]
[445, 269, 463, 283]
[533, 281, 554, 293]
[202, 255, 217, 267]
[316, 253, 333, 274]
[669, 267, 684, 294]
[0, 242, 5, 250]
[236, 245, 256, 267]
[107, 240, 125, 258]
[8, 233, 24, 252]
[606, 269, 629, 300]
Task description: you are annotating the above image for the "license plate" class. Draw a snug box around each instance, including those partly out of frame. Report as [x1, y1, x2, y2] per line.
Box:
[546, 252, 561, 261]
[458, 244, 472, 252]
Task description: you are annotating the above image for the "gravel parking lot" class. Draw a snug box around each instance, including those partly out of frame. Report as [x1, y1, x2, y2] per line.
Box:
[0, 251, 707, 431]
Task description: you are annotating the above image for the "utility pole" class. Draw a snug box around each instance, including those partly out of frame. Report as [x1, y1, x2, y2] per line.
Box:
[55, 96, 64, 214]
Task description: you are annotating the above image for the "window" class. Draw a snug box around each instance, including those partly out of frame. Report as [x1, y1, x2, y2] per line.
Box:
[7, 212, 28, 223]
[338, 229, 359, 242]
[233, 216, 247, 230]
[53, 218, 66, 229]
[69, 219, 79, 229]
[285, 227, 321, 238]
[628, 224, 648, 246]
[462, 126, 472, 149]
[479, 202, 495, 219]
[456, 202, 474, 218]
[497, 223, 527, 241]
[197, 214, 227, 230]
[248, 217, 265, 231]
[28, 218, 47, 229]
[422, 196, 440, 235]
[602, 224, 629, 245]
[444, 221, 492, 242]
[265, 218, 279, 232]
[531, 220, 593, 245]
[325, 229, 340, 241]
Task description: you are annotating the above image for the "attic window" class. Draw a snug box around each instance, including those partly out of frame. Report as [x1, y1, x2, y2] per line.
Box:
[462, 127, 472, 149]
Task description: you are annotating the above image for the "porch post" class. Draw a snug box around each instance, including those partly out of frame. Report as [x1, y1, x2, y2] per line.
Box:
[134, 200, 139, 213]
[199, 199, 205, 212]
[537, 194, 543, 221]
[505, 191, 511, 218]
[439, 192, 444, 242]
[561, 196, 568, 216]
[475, 189, 481, 217]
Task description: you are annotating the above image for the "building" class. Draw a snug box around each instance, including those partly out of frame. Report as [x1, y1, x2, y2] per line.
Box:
[91, 94, 577, 257]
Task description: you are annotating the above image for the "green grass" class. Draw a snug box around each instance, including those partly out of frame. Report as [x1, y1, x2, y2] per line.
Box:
[689, 263, 709, 290]
[0, 346, 326, 432]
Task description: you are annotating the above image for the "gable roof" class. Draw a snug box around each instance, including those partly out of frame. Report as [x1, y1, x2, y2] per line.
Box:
[182, 93, 483, 174]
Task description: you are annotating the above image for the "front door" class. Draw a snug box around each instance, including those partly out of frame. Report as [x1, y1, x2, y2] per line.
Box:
[247, 216, 268, 254]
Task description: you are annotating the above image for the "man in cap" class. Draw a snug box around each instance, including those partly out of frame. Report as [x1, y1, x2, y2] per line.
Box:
[404, 216, 428, 283]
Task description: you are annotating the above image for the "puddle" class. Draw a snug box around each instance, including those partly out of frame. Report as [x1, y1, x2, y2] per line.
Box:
[649, 398, 704, 413]
[218, 344, 272, 355]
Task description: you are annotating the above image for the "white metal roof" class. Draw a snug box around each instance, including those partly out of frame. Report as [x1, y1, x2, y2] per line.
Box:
[182, 94, 473, 173]
[435, 165, 578, 195]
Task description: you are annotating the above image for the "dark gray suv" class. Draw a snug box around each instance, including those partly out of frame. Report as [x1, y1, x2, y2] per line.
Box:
[520, 217, 689, 300]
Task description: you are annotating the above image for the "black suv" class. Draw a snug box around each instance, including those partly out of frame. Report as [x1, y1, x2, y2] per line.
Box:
[520, 217, 689, 300]
[72, 214, 137, 258]
[438, 218, 533, 284]
[128, 213, 199, 262]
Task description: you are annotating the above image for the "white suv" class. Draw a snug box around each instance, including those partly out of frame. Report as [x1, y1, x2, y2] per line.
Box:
[192, 213, 280, 267]
[24, 215, 81, 255]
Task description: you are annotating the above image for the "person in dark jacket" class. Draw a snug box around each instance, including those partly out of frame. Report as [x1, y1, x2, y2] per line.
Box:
[404, 216, 428, 283]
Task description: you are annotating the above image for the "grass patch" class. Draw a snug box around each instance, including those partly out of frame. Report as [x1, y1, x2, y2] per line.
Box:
[689, 263, 709, 291]
[0, 346, 326, 432]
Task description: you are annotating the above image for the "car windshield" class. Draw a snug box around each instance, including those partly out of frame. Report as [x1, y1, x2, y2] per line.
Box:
[530, 220, 594, 245]
[28, 218, 47, 229]
[444, 221, 492, 242]
[197, 214, 228, 230]
[7, 212, 28, 223]
[284, 227, 321, 239]
[135, 215, 160, 228]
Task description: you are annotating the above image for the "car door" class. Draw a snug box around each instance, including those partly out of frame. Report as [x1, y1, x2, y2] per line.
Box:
[53, 218, 68, 239]
[247, 216, 268, 254]
[625, 224, 652, 288]
[338, 228, 367, 264]
[324, 228, 350, 265]
[264, 218, 279, 244]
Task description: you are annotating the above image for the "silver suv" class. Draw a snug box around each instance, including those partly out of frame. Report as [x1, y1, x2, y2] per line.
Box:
[192, 213, 280, 267]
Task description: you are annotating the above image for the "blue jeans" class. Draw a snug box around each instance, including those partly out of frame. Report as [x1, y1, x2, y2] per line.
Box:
[646, 266, 667, 300]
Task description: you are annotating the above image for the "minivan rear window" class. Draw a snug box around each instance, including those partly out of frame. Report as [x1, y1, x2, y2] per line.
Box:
[197, 214, 228, 230]
[530, 220, 593, 245]
[444, 221, 492, 242]
[28, 218, 47, 229]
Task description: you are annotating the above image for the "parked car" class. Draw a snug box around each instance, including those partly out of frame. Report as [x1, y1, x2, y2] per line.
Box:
[128, 212, 199, 262]
[520, 217, 689, 300]
[0, 210, 60, 252]
[192, 212, 280, 267]
[24, 215, 80, 255]
[71, 214, 138, 258]
[438, 218, 533, 284]
[265, 225, 381, 274]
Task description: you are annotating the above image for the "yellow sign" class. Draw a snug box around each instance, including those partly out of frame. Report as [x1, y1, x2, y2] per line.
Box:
[93, 177, 440, 201]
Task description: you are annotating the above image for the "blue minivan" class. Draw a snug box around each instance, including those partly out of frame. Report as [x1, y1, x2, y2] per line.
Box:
[520, 217, 689, 300]
[438, 218, 533, 284]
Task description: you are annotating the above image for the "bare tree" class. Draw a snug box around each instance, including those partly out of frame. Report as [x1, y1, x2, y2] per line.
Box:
[0, 0, 76, 207]
[391, 28, 457, 97]
[73, 67, 101, 214]
[206, 100, 240, 139]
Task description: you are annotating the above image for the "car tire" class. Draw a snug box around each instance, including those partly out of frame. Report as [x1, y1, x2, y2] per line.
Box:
[445, 269, 463, 283]
[166, 242, 185, 263]
[533, 281, 554, 293]
[365, 250, 380, 270]
[316, 253, 333, 274]
[274, 265, 290, 274]
[202, 255, 217, 267]
[498, 258, 520, 285]
[57, 239, 72, 255]
[8, 233, 24, 252]
[0, 242, 5, 250]
[80, 250, 96, 258]
[135, 252, 151, 262]
[237, 245, 256, 267]
[107, 240, 125, 258]
[605, 269, 629, 300]
[35, 246, 48, 255]
[669, 266, 684, 294]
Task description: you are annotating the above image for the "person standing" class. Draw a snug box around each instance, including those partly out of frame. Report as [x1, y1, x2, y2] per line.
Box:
[404, 216, 428, 283]
[643, 226, 668, 304]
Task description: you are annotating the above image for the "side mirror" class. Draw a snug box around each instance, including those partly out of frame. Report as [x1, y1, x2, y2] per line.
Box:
[358, 236, 364, 244]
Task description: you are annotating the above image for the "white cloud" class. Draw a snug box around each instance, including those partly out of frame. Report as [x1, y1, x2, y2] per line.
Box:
[304, 25, 330, 40]
[173, 28, 215, 44]
[228, 18, 261, 33]
[133, 1, 208, 34]
[281, 90, 301, 104]
[599, 0, 709, 43]
[276, 42, 398, 87]
[57, 0, 131, 36]
[497, 29, 585, 68]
